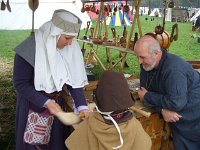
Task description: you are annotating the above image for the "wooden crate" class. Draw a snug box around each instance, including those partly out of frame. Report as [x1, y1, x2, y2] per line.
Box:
[187, 60, 200, 69]
[137, 113, 173, 150]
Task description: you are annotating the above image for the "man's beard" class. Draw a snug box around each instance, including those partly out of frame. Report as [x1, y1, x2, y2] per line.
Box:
[143, 57, 156, 71]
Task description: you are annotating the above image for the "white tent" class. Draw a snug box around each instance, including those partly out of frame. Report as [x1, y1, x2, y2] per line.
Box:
[0, 0, 91, 30]
[131, 7, 149, 15]
[191, 9, 200, 22]
[165, 7, 188, 22]
[149, 8, 162, 17]
[166, 8, 172, 22]
[188, 8, 199, 19]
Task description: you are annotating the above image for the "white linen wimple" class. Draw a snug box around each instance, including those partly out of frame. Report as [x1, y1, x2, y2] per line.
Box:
[34, 22, 88, 93]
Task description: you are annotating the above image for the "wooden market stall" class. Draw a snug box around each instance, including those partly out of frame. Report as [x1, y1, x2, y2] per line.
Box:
[78, 0, 178, 149]
[79, 0, 143, 71]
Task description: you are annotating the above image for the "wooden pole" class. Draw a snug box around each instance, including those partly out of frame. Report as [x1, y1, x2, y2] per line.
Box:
[120, 0, 141, 71]
[28, 0, 39, 33]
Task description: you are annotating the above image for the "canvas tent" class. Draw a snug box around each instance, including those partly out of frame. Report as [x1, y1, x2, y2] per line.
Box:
[86, 1, 132, 26]
[86, 2, 100, 19]
[188, 8, 199, 19]
[165, 8, 172, 22]
[165, 7, 188, 22]
[149, 8, 162, 17]
[105, 1, 132, 26]
[190, 9, 200, 22]
[0, 0, 91, 30]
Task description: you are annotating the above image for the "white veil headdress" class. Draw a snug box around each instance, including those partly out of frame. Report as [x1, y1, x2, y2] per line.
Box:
[34, 9, 88, 93]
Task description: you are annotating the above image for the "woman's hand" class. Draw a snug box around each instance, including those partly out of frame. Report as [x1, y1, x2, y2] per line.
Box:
[45, 100, 62, 115]
[79, 109, 91, 119]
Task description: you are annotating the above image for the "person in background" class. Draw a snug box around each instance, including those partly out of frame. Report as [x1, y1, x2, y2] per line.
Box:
[13, 9, 89, 150]
[65, 70, 152, 150]
[134, 35, 200, 150]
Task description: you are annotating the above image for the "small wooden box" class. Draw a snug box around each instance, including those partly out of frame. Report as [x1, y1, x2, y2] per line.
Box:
[137, 113, 168, 150]
[187, 60, 200, 69]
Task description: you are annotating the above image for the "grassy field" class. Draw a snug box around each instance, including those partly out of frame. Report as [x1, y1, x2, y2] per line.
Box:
[0, 16, 200, 78]
[0, 16, 199, 149]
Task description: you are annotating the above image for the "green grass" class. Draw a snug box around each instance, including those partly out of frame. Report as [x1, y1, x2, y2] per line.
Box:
[0, 16, 200, 78]
[81, 17, 200, 78]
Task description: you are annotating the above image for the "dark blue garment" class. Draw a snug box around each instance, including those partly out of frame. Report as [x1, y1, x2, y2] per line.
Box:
[173, 129, 200, 150]
[13, 54, 86, 150]
[140, 50, 200, 148]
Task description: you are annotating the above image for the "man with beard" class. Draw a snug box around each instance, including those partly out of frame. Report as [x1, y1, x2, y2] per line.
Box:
[134, 35, 200, 150]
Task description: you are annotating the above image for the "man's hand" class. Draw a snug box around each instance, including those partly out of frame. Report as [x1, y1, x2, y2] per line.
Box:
[45, 100, 62, 115]
[137, 87, 148, 101]
[161, 108, 182, 122]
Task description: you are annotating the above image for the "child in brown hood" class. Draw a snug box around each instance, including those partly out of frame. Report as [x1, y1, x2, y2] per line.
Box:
[65, 70, 152, 150]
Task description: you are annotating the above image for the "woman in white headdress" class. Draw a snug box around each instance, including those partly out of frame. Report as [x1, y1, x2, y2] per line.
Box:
[13, 9, 89, 150]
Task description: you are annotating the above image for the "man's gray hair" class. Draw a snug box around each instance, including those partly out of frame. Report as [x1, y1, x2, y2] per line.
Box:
[149, 40, 161, 55]
[133, 35, 162, 54]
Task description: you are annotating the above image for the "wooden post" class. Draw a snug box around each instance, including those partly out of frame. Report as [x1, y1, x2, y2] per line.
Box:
[120, 0, 142, 71]
[28, 0, 39, 33]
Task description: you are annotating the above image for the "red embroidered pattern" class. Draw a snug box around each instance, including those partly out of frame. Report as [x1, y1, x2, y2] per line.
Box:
[24, 109, 54, 145]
